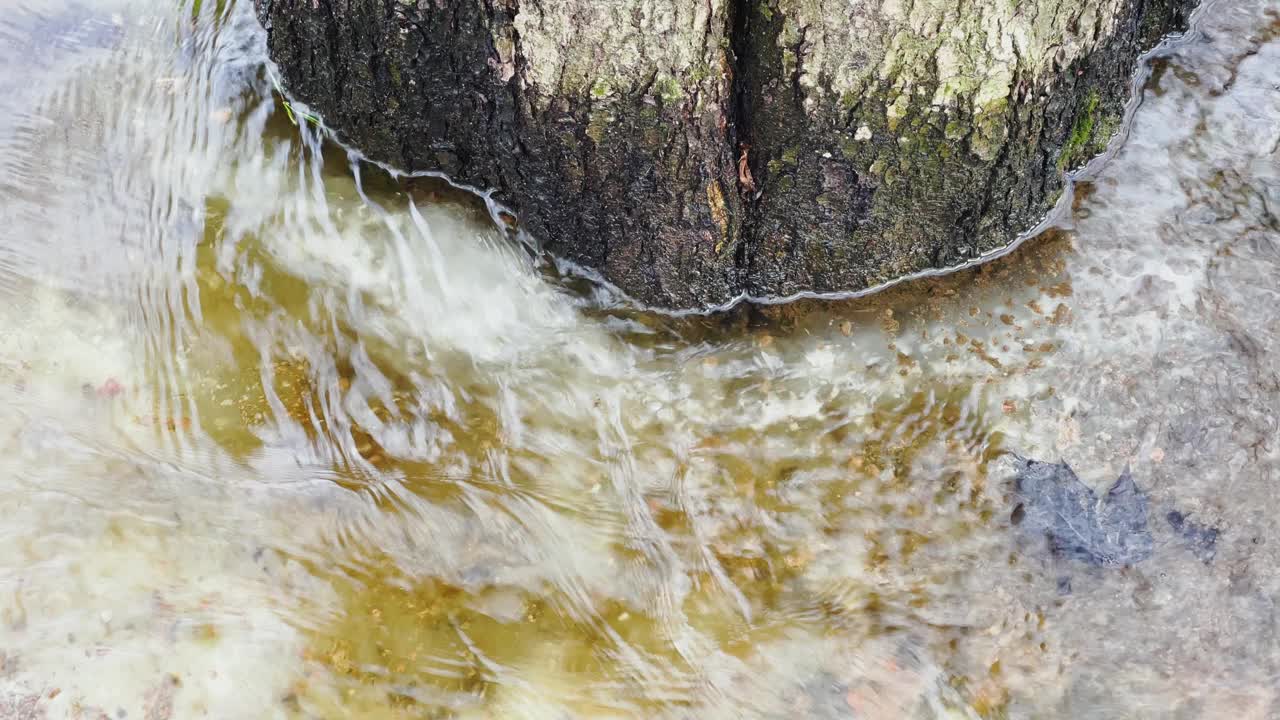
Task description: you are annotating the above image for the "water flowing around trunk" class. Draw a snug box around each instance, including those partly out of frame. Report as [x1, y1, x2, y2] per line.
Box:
[0, 0, 1277, 717]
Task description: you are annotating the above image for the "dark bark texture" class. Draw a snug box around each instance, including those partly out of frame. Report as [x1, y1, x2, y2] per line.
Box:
[255, 0, 1194, 309]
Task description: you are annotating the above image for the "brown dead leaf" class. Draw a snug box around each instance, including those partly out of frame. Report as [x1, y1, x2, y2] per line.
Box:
[738, 145, 756, 193]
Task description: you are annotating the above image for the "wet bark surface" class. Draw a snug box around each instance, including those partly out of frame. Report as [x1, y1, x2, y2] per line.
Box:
[255, 0, 1195, 310]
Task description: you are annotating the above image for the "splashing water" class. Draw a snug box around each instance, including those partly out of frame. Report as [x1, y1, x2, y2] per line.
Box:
[0, 0, 1277, 717]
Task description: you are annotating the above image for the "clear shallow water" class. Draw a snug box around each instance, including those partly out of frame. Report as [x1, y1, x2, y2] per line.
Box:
[0, 0, 1277, 718]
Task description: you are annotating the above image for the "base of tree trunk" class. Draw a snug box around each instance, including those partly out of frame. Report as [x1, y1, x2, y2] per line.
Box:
[255, 0, 1195, 310]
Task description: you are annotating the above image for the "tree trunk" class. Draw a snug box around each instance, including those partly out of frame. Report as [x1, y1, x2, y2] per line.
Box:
[254, 0, 1193, 310]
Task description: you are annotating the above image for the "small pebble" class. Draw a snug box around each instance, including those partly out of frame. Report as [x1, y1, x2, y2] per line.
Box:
[97, 379, 124, 398]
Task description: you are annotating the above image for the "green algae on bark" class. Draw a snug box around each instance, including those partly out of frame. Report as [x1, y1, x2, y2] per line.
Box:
[254, 0, 1195, 310]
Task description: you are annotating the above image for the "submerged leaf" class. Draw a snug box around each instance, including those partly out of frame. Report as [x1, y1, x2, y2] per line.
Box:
[1167, 511, 1220, 564]
[1012, 458, 1153, 567]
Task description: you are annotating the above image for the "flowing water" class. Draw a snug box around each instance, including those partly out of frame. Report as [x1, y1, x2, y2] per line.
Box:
[0, 0, 1278, 717]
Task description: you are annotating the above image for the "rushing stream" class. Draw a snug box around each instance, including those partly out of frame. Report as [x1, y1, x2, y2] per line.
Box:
[1, 0, 1278, 717]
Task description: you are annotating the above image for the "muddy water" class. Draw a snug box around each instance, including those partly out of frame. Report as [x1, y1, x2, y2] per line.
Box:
[0, 0, 1277, 718]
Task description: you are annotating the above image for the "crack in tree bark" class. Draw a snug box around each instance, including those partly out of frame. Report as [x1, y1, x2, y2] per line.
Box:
[728, 0, 756, 279]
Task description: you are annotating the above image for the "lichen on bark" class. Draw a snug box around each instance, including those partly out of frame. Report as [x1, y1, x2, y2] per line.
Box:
[255, 0, 1195, 309]
[737, 0, 1191, 297]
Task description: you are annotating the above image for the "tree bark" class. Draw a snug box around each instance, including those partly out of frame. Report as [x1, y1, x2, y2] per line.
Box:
[255, 0, 1193, 310]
